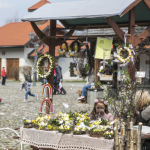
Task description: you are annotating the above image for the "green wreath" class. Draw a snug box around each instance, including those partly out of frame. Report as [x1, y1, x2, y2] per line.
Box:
[36, 54, 54, 78]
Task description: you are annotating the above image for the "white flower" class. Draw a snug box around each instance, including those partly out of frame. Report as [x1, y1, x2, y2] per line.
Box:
[59, 120, 63, 124]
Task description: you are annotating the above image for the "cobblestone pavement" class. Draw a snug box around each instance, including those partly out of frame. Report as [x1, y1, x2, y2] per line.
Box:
[0, 81, 98, 150]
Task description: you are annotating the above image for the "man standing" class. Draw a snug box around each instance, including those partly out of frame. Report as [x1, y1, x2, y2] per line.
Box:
[1, 67, 6, 85]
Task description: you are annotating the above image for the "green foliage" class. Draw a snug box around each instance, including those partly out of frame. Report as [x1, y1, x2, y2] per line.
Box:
[48, 118, 60, 126]
[104, 70, 136, 120]
[84, 63, 90, 73]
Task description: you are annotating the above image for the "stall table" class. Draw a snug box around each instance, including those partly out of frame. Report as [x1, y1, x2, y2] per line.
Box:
[20, 127, 114, 150]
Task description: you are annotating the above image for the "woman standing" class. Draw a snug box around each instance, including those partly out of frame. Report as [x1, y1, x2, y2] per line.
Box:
[1, 67, 6, 85]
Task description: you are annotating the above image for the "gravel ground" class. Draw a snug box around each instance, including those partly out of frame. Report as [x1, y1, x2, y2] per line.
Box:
[0, 81, 99, 150]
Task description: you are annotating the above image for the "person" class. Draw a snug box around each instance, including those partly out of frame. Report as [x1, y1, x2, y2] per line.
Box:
[1, 67, 7, 85]
[90, 99, 113, 122]
[53, 63, 66, 95]
[20, 79, 38, 102]
[133, 91, 150, 149]
[78, 72, 95, 101]
[0, 98, 2, 103]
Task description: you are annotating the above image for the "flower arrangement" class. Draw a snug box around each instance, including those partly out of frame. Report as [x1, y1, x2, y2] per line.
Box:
[88, 118, 112, 138]
[73, 125, 87, 135]
[58, 124, 72, 134]
[36, 54, 54, 78]
[22, 112, 114, 138]
[23, 118, 32, 128]
[103, 131, 114, 139]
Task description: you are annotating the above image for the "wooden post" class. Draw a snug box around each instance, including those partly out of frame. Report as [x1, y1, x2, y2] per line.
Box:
[46, 87, 50, 114]
[126, 116, 130, 150]
[114, 120, 119, 150]
[137, 122, 142, 150]
[128, 7, 135, 46]
[130, 122, 134, 150]
[133, 129, 137, 150]
[48, 20, 56, 101]
[128, 7, 135, 82]
[95, 59, 100, 88]
[45, 20, 56, 114]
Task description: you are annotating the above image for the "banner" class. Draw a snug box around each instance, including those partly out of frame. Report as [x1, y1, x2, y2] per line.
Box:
[95, 37, 113, 59]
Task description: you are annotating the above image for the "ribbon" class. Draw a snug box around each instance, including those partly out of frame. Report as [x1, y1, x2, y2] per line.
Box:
[124, 31, 128, 47]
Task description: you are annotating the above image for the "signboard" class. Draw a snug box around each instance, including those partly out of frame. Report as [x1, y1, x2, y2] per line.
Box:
[135, 71, 145, 78]
[95, 37, 113, 59]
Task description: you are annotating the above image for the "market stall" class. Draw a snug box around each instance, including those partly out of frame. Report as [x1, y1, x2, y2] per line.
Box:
[20, 0, 150, 149]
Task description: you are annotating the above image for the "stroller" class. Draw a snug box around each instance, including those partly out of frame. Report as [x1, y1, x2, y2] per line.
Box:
[58, 82, 66, 95]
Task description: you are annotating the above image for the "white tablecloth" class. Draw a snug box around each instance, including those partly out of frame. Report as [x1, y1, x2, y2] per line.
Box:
[20, 127, 114, 150]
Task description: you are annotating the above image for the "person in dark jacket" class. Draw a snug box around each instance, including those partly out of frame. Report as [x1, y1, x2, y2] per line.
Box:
[53, 63, 66, 95]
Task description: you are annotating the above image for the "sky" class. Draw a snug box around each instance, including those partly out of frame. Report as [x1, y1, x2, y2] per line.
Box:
[0, 0, 83, 27]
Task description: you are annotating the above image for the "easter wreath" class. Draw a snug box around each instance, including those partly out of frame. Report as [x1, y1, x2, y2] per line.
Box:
[68, 40, 80, 57]
[58, 41, 68, 55]
[116, 47, 133, 64]
[36, 54, 54, 78]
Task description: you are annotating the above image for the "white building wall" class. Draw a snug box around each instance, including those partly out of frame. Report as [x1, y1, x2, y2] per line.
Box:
[0, 47, 34, 79]
[140, 54, 149, 78]
[57, 57, 87, 81]
[1, 58, 6, 70]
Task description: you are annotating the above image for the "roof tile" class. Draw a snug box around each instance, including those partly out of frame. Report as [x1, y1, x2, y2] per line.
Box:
[0, 20, 62, 46]
[28, 0, 50, 11]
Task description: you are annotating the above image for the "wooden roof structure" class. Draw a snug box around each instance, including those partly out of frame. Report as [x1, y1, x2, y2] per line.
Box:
[22, 0, 150, 47]
[21, 0, 150, 105]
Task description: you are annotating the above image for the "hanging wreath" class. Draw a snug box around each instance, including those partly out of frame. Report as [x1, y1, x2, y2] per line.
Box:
[113, 46, 134, 67]
[67, 40, 80, 57]
[36, 54, 54, 78]
[58, 41, 68, 55]
[70, 40, 80, 52]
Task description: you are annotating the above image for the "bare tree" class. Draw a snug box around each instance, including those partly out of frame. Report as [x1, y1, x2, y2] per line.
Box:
[5, 11, 20, 24]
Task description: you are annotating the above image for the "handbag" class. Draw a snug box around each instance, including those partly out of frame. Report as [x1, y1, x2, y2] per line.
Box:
[5, 75, 7, 79]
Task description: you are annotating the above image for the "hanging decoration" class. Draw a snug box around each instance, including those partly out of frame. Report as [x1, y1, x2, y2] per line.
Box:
[113, 31, 135, 67]
[37, 54, 54, 78]
[113, 45, 135, 67]
[76, 38, 92, 79]
[67, 40, 80, 57]
[42, 83, 52, 99]
[97, 66, 104, 77]
[58, 41, 68, 55]
[40, 99, 53, 113]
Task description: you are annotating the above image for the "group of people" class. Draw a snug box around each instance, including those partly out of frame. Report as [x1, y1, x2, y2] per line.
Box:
[20, 63, 66, 102]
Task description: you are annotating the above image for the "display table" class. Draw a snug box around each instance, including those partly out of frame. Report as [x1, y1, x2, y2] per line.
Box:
[20, 127, 114, 150]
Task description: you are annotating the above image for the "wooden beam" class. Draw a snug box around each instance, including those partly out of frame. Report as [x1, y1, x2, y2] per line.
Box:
[30, 22, 51, 46]
[59, 20, 68, 28]
[55, 22, 150, 30]
[143, 0, 150, 10]
[55, 29, 75, 45]
[107, 17, 124, 41]
[128, 7, 135, 45]
[120, 0, 141, 17]
[47, 35, 116, 39]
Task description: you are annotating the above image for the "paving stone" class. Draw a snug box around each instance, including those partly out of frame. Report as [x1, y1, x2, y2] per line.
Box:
[0, 81, 95, 149]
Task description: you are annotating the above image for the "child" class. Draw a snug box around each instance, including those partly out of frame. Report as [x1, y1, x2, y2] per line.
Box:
[20, 79, 38, 102]
[90, 99, 113, 122]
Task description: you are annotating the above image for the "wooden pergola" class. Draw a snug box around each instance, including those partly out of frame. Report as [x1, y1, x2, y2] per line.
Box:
[22, 0, 150, 112]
